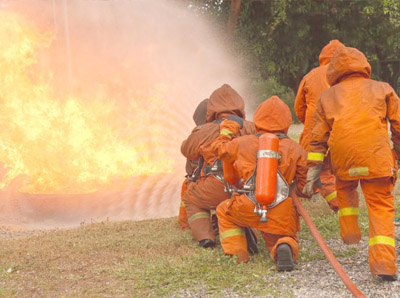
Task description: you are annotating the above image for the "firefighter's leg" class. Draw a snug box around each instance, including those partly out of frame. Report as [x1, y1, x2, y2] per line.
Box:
[177, 179, 190, 229]
[319, 161, 338, 213]
[216, 197, 249, 263]
[183, 183, 215, 246]
[361, 177, 397, 277]
[258, 197, 299, 271]
[336, 178, 361, 244]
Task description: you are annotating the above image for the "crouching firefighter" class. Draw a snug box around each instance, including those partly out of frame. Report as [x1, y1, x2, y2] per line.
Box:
[209, 96, 312, 270]
[178, 98, 209, 230]
[181, 84, 256, 248]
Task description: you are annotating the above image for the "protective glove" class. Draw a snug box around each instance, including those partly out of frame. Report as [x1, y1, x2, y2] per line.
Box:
[302, 164, 323, 197]
[227, 115, 243, 128]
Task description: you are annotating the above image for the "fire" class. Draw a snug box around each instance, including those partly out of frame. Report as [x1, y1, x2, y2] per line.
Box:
[0, 11, 173, 194]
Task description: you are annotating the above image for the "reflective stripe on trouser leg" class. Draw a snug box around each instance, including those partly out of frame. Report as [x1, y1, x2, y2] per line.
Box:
[307, 152, 324, 162]
[188, 212, 209, 224]
[361, 177, 397, 275]
[336, 178, 361, 244]
[325, 191, 337, 203]
[220, 228, 245, 241]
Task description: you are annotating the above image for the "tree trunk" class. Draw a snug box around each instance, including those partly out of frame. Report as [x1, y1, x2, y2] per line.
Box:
[227, 0, 242, 38]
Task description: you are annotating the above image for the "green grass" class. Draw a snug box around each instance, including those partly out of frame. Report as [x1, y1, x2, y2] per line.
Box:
[0, 183, 398, 297]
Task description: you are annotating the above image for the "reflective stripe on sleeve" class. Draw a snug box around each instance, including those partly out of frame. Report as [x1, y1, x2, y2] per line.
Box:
[369, 236, 395, 247]
[348, 167, 369, 177]
[338, 207, 359, 217]
[325, 191, 337, 202]
[220, 129, 234, 139]
[188, 212, 209, 224]
[220, 228, 245, 241]
[307, 152, 325, 162]
[180, 201, 185, 207]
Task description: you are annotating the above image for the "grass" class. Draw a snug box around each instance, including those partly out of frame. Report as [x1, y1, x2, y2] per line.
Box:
[2, 189, 399, 297]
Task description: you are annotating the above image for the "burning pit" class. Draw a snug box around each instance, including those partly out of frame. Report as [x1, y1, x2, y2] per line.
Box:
[0, 0, 249, 228]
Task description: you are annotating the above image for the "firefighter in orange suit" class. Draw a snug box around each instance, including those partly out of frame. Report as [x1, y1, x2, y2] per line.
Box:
[304, 46, 399, 281]
[178, 98, 209, 229]
[294, 39, 344, 212]
[181, 84, 256, 248]
[209, 96, 310, 270]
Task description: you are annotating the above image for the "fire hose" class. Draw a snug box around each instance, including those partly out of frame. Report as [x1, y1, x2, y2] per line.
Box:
[290, 189, 366, 298]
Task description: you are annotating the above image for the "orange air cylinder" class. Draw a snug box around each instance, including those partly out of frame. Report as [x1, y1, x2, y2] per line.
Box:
[223, 161, 240, 186]
[255, 133, 279, 206]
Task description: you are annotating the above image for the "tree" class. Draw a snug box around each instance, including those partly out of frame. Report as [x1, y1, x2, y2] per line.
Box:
[188, 0, 400, 116]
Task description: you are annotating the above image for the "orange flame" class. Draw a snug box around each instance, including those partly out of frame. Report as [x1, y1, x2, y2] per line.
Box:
[0, 11, 173, 194]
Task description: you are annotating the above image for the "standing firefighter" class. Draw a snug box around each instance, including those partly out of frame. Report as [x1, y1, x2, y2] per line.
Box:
[294, 39, 344, 212]
[178, 98, 209, 229]
[209, 96, 310, 270]
[304, 46, 399, 281]
[181, 84, 256, 248]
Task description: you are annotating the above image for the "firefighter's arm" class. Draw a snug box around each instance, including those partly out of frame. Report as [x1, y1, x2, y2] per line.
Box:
[307, 99, 330, 167]
[181, 123, 218, 160]
[209, 119, 241, 164]
[386, 86, 400, 160]
[294, 77, 307, 123]
[181, 131, 201, 160]
[294, 150, 311, 199]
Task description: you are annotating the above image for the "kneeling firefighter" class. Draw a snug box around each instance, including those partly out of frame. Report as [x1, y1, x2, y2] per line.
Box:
[209, 96, 313, 270]
[181, 84, 256, 248]
[178, 98, 209, 230]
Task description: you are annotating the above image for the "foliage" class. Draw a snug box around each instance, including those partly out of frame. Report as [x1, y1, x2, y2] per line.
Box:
[188, 0, 400, 119]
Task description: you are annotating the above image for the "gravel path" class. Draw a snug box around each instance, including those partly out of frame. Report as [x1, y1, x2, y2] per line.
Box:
[289, 226, 400, 298]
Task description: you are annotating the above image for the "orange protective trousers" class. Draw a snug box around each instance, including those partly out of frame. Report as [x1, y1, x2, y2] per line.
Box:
[184, 176, 230, 242]
[216, 194, 299, 263]
[318, 160, 338, 212]
[177, 179, 190, 229]
[336, 177, 397, 275]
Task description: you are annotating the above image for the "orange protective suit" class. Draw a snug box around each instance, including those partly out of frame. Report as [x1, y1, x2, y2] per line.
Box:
[308, 46, 400, 276]
[294, 40, 344, 212]
[177, 99, 209, 230]
[208, 96, 309, 264]
[181, 84, 256, 244]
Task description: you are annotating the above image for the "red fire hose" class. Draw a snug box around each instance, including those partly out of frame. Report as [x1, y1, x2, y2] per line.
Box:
[290, 190, 366, 298]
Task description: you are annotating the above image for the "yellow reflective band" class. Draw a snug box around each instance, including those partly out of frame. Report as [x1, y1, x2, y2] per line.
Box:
[348, 167, 369, 177]
[220, 128, 234, 138]
[325, 191, 337, 202]
[220, 228, 245, 241]
[188, 212, 209, 224]
[369, 236, 395, 247]
[338, 207, 359, 217]
[180, 201, 185, 207]
[307, 152, 325, 162]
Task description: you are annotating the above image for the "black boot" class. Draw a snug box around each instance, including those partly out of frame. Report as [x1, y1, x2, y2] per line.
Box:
[245, 228, 259, 255]
[199, 239, 216, 249]
[378, 274, 398, 281]
[276, 243, 294, 272]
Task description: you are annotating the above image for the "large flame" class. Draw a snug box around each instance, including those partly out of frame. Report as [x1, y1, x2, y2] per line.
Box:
[0, 11, 173, 194]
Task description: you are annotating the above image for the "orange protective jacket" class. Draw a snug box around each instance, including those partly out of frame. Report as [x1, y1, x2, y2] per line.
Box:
[210, 95, 309, 201]
[294, 40, 344, 150]
[308, 47, 400, 180]
[181, 85, 255, 165]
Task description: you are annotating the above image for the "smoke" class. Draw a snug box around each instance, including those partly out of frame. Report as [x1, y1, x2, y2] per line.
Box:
[0, 0, 251, 228]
